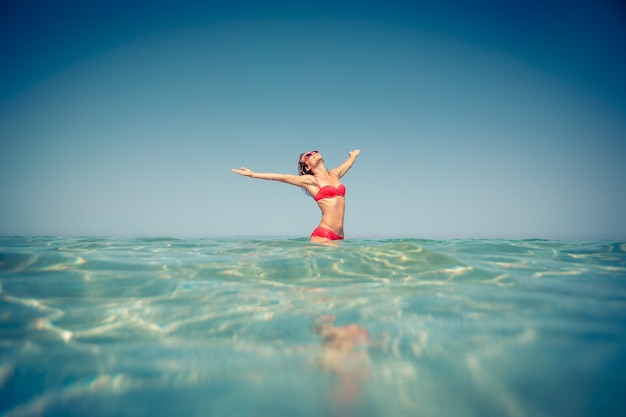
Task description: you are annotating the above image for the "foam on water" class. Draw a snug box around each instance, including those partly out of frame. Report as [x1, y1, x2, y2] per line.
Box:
[1, 237, 625, 417]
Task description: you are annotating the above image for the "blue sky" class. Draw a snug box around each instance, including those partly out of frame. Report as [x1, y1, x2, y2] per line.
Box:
[1, 0, 625, 240]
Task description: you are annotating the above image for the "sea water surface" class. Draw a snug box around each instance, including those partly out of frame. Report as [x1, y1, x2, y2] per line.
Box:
[1, 237, 625, 417]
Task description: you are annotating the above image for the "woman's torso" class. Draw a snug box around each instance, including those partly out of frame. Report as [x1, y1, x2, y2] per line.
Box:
[311, 173, 346, 235]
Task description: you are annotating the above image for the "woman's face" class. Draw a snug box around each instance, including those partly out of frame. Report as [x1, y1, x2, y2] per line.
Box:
[302, 150, 321, 168]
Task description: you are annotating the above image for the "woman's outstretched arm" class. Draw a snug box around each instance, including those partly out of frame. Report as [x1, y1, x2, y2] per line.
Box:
[331, 149, 360, 178]
[231, 167, 313, 188]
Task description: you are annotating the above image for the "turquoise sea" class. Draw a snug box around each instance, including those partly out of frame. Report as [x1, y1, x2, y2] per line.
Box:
[1, 237, 625, 417]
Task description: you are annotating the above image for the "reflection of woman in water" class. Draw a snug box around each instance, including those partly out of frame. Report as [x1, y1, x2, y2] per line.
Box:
[314, 316, 370, 411]
[232, 149, 360, 243]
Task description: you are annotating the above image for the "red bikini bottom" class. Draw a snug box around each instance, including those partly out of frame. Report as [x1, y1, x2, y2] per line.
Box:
[310, 227, 344, 241]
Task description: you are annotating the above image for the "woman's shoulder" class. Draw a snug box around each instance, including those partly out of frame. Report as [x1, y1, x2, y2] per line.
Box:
[302, 174, 317, 186]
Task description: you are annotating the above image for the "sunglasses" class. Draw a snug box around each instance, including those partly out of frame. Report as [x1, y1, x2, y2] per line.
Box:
[304, 150, 319, 160]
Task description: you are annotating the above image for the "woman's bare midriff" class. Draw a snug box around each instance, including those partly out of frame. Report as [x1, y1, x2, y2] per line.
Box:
[316, 197, 345, 237]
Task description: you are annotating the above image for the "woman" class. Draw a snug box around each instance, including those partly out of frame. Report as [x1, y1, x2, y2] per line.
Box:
[231, 149, 360, 243]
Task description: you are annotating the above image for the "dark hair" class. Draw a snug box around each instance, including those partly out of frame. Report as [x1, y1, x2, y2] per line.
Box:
[298, 152, 314, 196]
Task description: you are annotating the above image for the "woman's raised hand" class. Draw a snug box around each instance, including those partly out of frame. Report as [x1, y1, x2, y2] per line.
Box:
[231, 167, 254, 177]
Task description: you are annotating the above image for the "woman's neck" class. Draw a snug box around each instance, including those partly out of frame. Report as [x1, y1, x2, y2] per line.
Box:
[311, 164, 328, 176]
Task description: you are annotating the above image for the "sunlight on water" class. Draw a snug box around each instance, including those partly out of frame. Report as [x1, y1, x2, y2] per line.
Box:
[1, 237, 625, 416]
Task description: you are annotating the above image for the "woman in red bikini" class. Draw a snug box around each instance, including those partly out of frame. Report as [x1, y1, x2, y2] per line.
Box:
[231, 149, 360, 243]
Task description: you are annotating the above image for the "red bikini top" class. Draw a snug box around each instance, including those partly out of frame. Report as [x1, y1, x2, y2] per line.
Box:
[313, 173, 346, 201]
